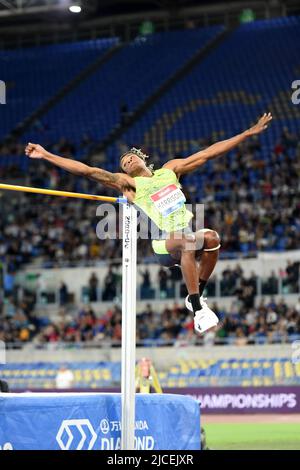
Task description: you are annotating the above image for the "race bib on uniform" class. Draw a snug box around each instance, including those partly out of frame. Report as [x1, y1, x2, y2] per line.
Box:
[150, 184, 186, 217]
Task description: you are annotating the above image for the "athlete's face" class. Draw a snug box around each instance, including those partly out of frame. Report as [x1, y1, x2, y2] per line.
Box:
[121, 153, 147, 175]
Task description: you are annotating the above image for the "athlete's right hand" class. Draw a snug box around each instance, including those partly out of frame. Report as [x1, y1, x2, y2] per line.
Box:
[247, 113, 272, 136]
[25, 142, 47, 159]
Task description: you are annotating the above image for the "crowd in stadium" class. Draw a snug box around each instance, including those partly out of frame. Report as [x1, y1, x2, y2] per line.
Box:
[1, 295, 300, 346]
[1, 276, 300, 346]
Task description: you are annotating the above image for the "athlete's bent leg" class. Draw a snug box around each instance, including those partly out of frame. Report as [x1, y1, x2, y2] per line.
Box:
[196, 229, 220, 295]
[165, 232, 199, 307]
[183, 229, 220, 334]
[165, 232, 219, 334]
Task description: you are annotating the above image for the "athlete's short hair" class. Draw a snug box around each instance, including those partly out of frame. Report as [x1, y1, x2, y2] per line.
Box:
[120, 147, 154, 173]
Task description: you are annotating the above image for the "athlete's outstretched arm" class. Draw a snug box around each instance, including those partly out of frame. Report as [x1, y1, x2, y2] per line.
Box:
[164, 113, 272, 177]
[25, 143, 133, 191]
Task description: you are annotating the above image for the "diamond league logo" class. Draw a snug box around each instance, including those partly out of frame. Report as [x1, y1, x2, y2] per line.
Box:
[56, 417, 154, 450]
[56, 419, 97, 450]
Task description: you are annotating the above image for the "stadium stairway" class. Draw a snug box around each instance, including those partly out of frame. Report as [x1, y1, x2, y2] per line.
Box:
[1, 26, 234, 159]
[21, 26, 228, 148]
[99, 26, 235, 151]
[3, 40, 123, 144]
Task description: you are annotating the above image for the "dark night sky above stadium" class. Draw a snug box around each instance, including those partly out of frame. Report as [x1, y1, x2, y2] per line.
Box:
[0, 0, 257, 29]
[87, 0, 252, 17]
[0, 0, 255, 22]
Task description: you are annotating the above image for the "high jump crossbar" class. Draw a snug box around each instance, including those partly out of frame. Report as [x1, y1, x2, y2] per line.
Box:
[0, 183, 127, 204]
[0, 182, 137, 450]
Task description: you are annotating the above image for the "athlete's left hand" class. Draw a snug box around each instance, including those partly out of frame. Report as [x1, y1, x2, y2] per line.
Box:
[247, 112, 272, 136]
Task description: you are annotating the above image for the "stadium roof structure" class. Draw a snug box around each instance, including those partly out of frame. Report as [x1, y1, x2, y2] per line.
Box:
[0, 0, 299, 47]
[0, 0, 192, 18]
[0, 0, 290, 19]
[0, 1, 66, 17]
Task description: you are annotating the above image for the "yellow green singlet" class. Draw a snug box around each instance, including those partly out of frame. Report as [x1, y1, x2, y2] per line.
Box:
[133, 168, 193, 255]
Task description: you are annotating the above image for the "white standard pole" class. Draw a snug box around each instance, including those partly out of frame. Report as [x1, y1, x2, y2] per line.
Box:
[121, 201, 137, 450]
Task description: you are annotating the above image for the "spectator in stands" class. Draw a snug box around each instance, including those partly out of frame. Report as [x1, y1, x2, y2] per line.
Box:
[237, 281, 256, 310]
[59, 282, 69, 306]
[77, 305, 96, 341]
[284, 261, 300, 293]
[88, 272, 99, 302]
[246, 271, 257, 295]
[263, 270, 278, 295]
[169, 265, 182, 292]
[102, 266, 117, 301]
[140, 267, 153, 298]
[40, 324, 60, 343]
[158, 267, 168, 298]
[266, 307, 278, 332]
[235, 327, 248, 346]
[140, 267, 151, 290]
[220, 266, 237, 296]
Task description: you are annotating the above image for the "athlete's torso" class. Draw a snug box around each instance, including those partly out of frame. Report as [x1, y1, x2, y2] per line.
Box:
[131, 167, 193, 233]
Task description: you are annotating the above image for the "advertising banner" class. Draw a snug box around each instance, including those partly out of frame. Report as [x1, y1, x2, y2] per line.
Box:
[165, 386, 300, 414]
[0, 392, 200, 450]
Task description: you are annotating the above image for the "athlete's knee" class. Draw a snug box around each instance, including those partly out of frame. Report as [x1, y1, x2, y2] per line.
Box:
[203, 229, 221, 251]
[180, 233, 197, 254]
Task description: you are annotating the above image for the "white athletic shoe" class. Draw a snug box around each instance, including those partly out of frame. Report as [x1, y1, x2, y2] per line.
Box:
[194, 307, 219, 335]
[185, 295, 219, 334]
[185, 294, 194, 312]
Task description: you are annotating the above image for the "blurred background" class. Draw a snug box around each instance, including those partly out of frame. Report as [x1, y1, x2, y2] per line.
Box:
[0, 0, 300, 449]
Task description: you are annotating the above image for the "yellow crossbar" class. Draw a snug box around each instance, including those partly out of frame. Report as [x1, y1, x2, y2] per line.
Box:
[0, 183, 127, 203]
